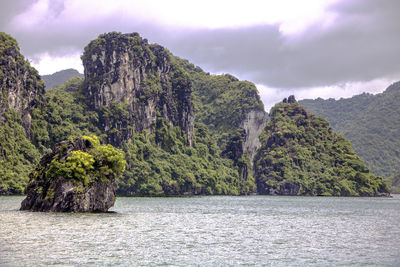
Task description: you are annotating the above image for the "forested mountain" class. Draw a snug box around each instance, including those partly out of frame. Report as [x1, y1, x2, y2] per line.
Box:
[254, 96, 389, 196]
[0, 31, 391, 195]
[0, 32, 263, 195]
[300, 82, 400, 179]
[41, 68, 83, 90]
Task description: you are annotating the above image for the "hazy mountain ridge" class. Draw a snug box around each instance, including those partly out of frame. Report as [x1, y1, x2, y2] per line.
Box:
[300, 82, 400, 179]
[41, 68, 83, 90]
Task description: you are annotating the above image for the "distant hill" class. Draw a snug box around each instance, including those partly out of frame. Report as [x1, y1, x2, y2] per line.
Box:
[41, 68, 83, 90]
[300, 81, 400, 179]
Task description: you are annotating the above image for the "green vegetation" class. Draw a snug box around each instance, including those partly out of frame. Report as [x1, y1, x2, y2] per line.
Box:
[300, 82, 400, 180]
[0, 110, 41, 193]
[31, 77, 100, 151]
[0, 32, 44, 105]
[0, 32, 44, 194]
[254, 99, 389, 196]
[176, 57, 264, 149]
[118, 122, 255, 195]
[44, 135, 125, 187]
[175, 57, 265, 181]
[387, 172, 400, 194]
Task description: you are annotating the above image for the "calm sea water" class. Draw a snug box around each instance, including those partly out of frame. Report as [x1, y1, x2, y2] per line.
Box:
[1, 195, 400, 266]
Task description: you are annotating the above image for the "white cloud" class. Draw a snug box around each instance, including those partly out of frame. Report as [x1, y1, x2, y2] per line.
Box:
[257, 76, 399, 112]
[30, 52, 83, 75]
[12, 0, 338, 35]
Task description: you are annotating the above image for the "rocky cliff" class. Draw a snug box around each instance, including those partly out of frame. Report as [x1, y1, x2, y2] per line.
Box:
[81, 32, 194, 146]
[254, 96, 390, 196]
[20, 136, 125, 212]
[239, 109, 267, 161]
[0, 33, 45, 138]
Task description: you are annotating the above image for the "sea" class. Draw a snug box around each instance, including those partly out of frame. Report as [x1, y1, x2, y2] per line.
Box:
[1, 195, 400, 266]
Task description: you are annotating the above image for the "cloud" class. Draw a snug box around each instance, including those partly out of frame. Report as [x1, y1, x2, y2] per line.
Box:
[1, 0, 399, 103]
[167, 0, 400, 89]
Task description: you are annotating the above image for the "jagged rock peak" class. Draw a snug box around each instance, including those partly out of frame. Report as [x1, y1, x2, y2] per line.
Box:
[283, 95, 296, 104]
[0, 32, 45, 137]
[81, 32, 194, 146]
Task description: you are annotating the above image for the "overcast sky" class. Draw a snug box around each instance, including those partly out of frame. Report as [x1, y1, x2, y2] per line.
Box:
[1, 0, 399, 110]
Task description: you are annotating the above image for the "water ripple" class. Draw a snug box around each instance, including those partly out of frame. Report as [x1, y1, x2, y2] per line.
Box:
[1, 195, 400, 266]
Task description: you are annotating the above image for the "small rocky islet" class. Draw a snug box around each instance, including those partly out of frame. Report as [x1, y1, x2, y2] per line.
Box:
[20, 136, 125, 212]
[0, 32, 391, 211]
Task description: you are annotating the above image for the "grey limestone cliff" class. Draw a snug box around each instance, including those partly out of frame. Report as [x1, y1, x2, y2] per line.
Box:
[81, 32, 194, 146]
[239, 109, 267, 161]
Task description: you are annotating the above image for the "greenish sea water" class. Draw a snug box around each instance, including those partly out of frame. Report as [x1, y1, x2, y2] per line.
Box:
[1, 195, 400, 266]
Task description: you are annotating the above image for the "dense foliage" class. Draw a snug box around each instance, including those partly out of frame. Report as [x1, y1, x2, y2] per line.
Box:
[0, 110, 41, 193]
[175, 58, 265, 181]
[176, 57, 265, 149]
[300, 82, 400, 180]
[0, 32, 44, 194]
[30, 77, 100, 151]
[254, 99, 389, 196]
[44, 135, 126, 188]
[118, 122, 255, 195]
[0, 32, 44, 106]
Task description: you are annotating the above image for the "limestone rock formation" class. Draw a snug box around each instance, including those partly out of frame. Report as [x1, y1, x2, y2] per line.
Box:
[81, 32, 194, 146]
[20, 136, 125, 212]
[0, 33, 45, 138]
[239, 109, 267, 161]
[254, 96, 390, 196]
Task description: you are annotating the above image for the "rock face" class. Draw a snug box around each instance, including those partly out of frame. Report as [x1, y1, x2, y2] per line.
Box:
[20, 137, 124, 212]
[254, 96, 390, 196]
[0, 33, 45, 138]
[239, 109, 267, 161]
[81, 32, 194, 146]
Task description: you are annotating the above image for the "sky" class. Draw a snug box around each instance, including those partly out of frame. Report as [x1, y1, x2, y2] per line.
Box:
[1, 0, 399, 110]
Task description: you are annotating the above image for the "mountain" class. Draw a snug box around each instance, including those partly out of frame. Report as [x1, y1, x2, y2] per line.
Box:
[0, 31, 389, 196]
[0, 32, 45, 193]
[41, 69, 83, 90]
[29, 32, 260, 195]
[300, 82, 400, 179]
[254, 96, 389, 196]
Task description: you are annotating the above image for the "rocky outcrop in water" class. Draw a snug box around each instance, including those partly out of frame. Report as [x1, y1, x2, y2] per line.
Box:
[81, 32, 194, 146]
[20, 136, 126, 212]
[0, 33, 45, 138]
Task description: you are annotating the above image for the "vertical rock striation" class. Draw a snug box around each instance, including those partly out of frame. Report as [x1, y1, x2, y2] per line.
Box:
[81, 32, 194, 146]
[239, 109, 267, 161]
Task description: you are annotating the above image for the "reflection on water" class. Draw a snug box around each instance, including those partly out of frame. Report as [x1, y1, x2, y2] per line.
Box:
[1, 195, 400, 266]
